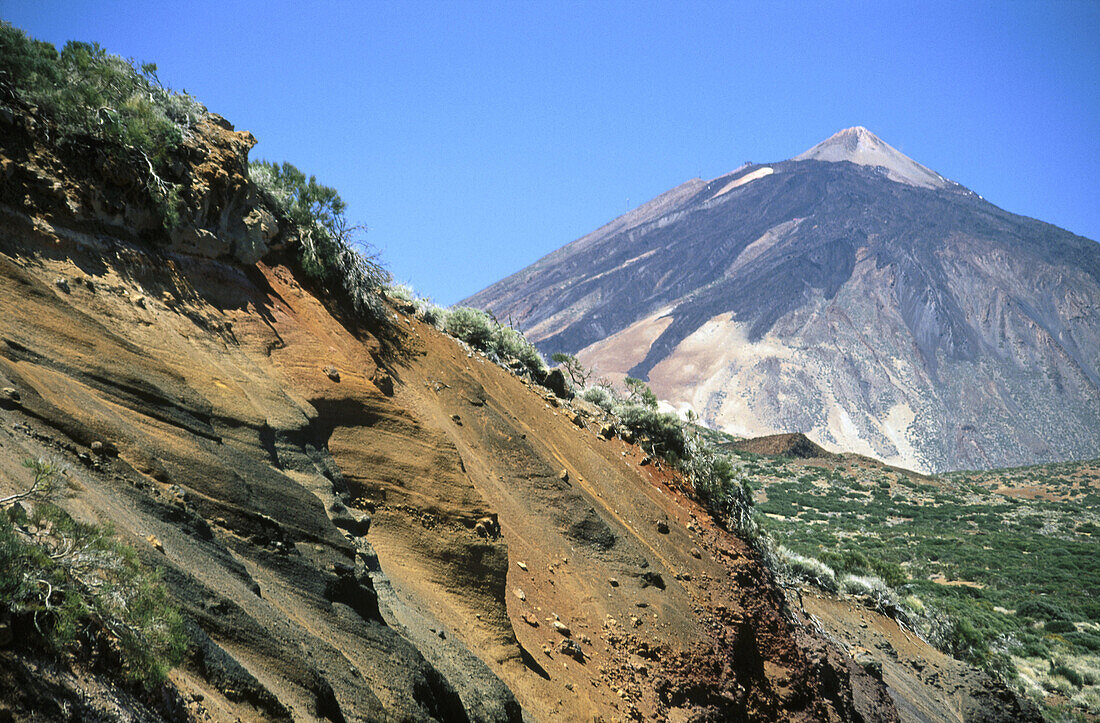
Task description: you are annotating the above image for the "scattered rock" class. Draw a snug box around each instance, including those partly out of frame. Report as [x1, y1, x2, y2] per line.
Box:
[323, 366, 341, 382]
[450, 414, 462, 425]
[559, 468, 569, 483]
[373, 373, 394, 396]
[543, 368, 571, 399]
[54, 277, 69, 293]
[656, 520, 669, 534]
[134, 295, 147, 308]
[523, 613, 540, 627]
[513, 588, 526, 601]
[640, 455, 652, 466]
[517, 561, 528, 571]
[640, 571, 666, 590]
[558, 638, 585, 661]
[690, 548, 702, 559]
[599, 424, 615, 439]
[570, 414, 585, 429]
[474, 516, 500, 538]
[0, 388, 20, 408]
[146, 534, 165, 553]
[630, 616, 643, 628]
[553, 620, 571, 636]
[854, 650, 883, 679]
[608, 578, 619, 587]
[90, 440, 118, 457]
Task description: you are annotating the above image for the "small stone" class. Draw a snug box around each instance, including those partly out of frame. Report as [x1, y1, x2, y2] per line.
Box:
[517, 561, 528, 571]
[599, 424, 615, 439]
[553, 620, 571, 636]
[0, 388, 19, 408]
[513, 587, 526, 601]
[656, 520, 669, 534]
[690, 548, 702, 559]
[146, 534, 165, 553]
[523, 613, 540, 627]
[373, 374, 394, 396]
[558, 637, 585, 661]
[54, 277, 70, 293]
[608, 578, 620, 587]
[451, 414, 462, 425]
[323, 366, 341, 382]
[630, 616, 642, 628]
[91, 441, 104, 453]
[559, 469, 569, 482]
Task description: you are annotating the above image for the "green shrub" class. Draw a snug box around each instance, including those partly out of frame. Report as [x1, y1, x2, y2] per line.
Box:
[0, 23, 204, 228]
[437, 306, 546, 377]
[1018, 599, 1071, 622]
[1, 460, 186, 688]
[581, 385, 615, 413]
[615, 403, 685, 460]
[1047, 620, 1078, 634]
[444, 306, 495, 350]
[778, 546, 838, 593]
[250, 160, 389, 325]
[550, 353, 590, 388]
[624, 377, 658, 409]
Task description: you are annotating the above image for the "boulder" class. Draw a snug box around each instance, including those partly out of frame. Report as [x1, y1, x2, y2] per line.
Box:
[543, 368, 572, 399]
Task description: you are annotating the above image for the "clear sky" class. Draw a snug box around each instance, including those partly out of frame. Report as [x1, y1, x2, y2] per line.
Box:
[4, 0, 1098, 305]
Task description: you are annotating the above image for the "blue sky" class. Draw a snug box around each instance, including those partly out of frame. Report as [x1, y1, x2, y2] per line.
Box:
[4, 0, 1098, 304]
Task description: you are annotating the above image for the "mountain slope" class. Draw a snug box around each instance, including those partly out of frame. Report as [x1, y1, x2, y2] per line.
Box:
[0, 82, 924, 721]
[464, 129, 1100, 472]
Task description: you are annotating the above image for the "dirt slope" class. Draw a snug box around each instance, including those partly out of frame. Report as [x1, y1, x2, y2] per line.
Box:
[0, 100, 1012, 721]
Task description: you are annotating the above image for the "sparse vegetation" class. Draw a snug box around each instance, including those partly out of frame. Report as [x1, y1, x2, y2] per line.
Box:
[551, 353, 591, 388]
[731, 444, 1100, 717]
[251, 160, 390, 325]
[0, 459, 187, 689]
[0, 22, 204, 228]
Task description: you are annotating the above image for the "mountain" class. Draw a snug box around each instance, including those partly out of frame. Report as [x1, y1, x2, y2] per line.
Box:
[463, 127, 1100, 473]
[0, 48, 931, 720]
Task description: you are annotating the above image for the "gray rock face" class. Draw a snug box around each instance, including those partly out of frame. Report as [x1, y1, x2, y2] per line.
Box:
[464, 129, 1100, 472]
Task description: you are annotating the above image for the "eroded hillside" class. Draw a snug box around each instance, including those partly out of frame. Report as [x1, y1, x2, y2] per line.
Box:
[0, 86, 924, 721]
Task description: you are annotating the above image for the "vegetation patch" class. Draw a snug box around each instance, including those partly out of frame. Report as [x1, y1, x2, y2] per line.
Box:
[251, 160, 390, 327]
[733, 445, 1100, 718]
[0, 22, 204, 228]
[1, 459, 187, 689]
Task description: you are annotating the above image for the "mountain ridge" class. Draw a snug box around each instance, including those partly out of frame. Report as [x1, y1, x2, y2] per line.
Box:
[464, 130, 1100, 473]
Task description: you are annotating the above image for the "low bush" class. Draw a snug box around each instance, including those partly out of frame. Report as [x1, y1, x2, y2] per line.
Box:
[615, 403, 685, 460]
[778, 546, 839, 593]
[250, 160, 390, 326]
[433, 306, 546, 378]
[581, 385, 615, 413]
[1, 459, 187, 688]
[0, 23, 204, 228]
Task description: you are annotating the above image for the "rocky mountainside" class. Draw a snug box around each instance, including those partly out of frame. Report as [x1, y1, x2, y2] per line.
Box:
[464, 127, 1100, 472]
[0, 75, 949, 721]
